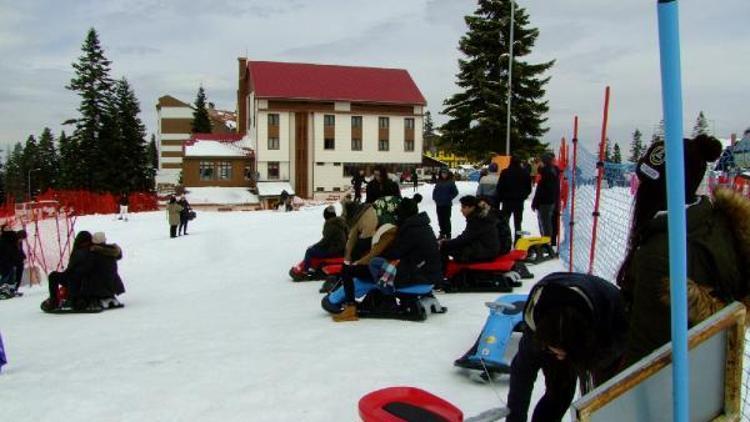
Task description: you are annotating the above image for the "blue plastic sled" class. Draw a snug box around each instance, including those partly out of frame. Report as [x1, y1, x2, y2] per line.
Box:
[454, 294, 528, 375]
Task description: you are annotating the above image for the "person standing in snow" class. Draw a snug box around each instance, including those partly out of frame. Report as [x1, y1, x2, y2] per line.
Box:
[118, 193, 129, 221]
[166, 196, 183, 239]
[177, 196, 191, 236]
[431, 168, 458, 240]
[496, 156, 532, 242]
[506, 272, 627, 422]
[476, 162, 500, 208]
[617, 134, 750, 367]
[531, 153, 560, 246]
[412, 168, 419, 192]
[351, 168, 367, 203]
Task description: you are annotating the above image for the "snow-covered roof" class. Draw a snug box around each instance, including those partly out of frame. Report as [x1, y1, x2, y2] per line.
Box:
[184, 187, 259, 205]
[256, 182, 295, 197]
[184, 136, 253, 158]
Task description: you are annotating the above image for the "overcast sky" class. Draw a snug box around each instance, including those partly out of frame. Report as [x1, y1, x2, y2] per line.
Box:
[1, 0, 748, 156]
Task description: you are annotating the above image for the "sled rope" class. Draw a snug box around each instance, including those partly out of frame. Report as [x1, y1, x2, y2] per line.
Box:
[465, 359, 511, 421]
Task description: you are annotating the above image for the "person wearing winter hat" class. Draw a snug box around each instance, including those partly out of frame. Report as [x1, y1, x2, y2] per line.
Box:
[477, 162, 500, 208]
[301, 206, 348, 273]
[439, 195, 500, 275]
[617, 134, 750, 366]
[42, 231, 97, 312]
[531, 153, 560, 247]
[89, 232, 126, 307]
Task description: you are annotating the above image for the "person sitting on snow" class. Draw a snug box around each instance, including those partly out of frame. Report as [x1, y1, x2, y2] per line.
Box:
[439, 195, 500, 268]
[506, 272, 626, 422]
[301, 206, 348, 273]
[87, 232, 126, 308]
[479, 197, 513, 256]
[323, 195, 440, 322]
[42, 231, 96, 312]
[342, 198, 378, 263]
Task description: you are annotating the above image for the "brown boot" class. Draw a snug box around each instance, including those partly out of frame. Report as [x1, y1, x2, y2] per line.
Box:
[332, 304, 359, 322]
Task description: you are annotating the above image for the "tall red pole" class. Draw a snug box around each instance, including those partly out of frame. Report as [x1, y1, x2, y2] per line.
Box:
[588, 87, 611, 275]
[569, 116, 579, 273]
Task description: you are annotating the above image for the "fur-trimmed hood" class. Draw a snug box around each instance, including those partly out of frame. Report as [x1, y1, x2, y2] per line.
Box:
[713, 188, 750, 277]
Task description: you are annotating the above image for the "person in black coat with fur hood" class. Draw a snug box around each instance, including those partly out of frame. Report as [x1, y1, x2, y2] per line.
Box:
[440, 195, 500, 264]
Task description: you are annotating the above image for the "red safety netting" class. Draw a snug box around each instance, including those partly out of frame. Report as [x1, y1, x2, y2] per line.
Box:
[35, 190, 159, 216]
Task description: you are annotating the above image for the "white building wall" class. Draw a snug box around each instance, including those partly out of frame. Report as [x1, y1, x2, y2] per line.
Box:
[256, 161, 290, 182]
[256, 108, 292, 182]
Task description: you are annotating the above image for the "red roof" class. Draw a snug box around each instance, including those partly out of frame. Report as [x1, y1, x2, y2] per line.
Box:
[248, 61, 426, 106]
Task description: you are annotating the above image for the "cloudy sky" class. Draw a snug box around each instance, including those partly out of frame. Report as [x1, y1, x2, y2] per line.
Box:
[1, 0, 748, 156]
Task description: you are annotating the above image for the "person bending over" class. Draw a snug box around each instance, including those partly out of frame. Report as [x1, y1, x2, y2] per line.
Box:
[506, 272, 626, 422]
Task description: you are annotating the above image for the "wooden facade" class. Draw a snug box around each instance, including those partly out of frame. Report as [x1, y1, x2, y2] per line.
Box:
[182, 157, 254, 188]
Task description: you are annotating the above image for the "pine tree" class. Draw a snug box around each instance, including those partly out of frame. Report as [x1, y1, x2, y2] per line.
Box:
[148, 134, 158, 169]
[613, 143, 622, 164]
[191, 86, 213, 133]
[423, 111, 437, 153]
[441, 0, 554, 160]
[629, 129, 645, 162]
[692, 111, 711, 137]
[36, 128, 60, 193]
[66, 28, 114, 190]
[58, 131, 74, 189]
[604, 138, 612, 162]
[5, 143, 26, 201]
[22, 135, 40, 199]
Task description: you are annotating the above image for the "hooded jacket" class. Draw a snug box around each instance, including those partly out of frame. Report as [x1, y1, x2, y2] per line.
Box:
[442, 202, 500, 262]
[525, 272, 627, 372]
[532, 164, 560, 209]
[497, 163, 532, 202]
[432, 177, 459, 207]
[621, 188, 750, 366]
[85, 244, 126, 297]
[343, 203, 378, 261]
[382, 212, 441, 286]
[314, 216, 348, 255]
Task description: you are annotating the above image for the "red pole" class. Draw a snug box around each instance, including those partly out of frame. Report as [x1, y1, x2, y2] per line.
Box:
[588, 87, 611, 275]
[569, 116, 579, 273]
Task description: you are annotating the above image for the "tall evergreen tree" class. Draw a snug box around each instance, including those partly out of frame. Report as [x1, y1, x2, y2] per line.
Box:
[36, 128, 60, 193]
[441, 0, 554, 160]
[692, 111, 711, 137]
[57, 131, 77, 189]
[629, 128, 645, 163]
[604, 139, 612, 162]
[21, 135, 39, 198]
[66, 28, 114, 190]
[424, 111, 435, 137]
[613, 143, 622, 164]
[5, 143, 26, 201]
[148, 134, 158, 169]
[191, 86, 213, 133]
[423, 111, 437, 153]
[651, 119, 665, 145]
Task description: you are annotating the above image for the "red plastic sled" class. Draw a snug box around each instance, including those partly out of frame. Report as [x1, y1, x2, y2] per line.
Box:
[444, 253, 519, 280]
[359, 387, 463, 422]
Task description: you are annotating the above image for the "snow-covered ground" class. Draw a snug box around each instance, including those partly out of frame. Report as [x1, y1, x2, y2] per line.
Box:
[0, 182, 562, 421]
[184, 186, 259, 205]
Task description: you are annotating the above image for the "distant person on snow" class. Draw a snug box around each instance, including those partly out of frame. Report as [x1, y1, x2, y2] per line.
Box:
[477, 162, 500, 208]
[531, 153, 560, 247]
[0, 228, 25, 299]
[279, 190, 293, 212]
[431, 168, 458, 240]
[351, 168, 367, 202]
[365, 166, 401, 204]
[616, 134, 750, 367]
[178, 196, 191, 236]
[506, 272, 627, 422]
[166, 196, 183, 239]
[496, 156, 532, 242]
[412, 168, 420, 192]
[118, 193, 129, 221]
[301, 206, 348, 273]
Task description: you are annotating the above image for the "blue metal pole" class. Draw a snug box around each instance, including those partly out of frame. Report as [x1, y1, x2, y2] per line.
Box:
[656, 1, 689, 421]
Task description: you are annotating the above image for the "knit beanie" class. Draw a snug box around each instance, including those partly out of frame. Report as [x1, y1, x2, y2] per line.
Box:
[637, 134, 723, 201]
[92, 232, 107, 245]
[459, 195, 479, 208]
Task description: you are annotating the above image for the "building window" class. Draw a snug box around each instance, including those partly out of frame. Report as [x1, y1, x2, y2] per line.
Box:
[199, 162, 215, 181]
[379, 139, 389, 151]
[217, 162, 232, 180]
[324, 115, 335, 126]
[379, 117, 389, 129]
[324, 138, 335, 150]
[352, 138, 362, 151]
[405, 140, 415, 152]
[405, 118, 415, 130]
[352, 116, 362, 128]
[268, 162, 280, 180]
[316, 187, 325, 192]
[268, 114, 280, 126]
[268, 137, 280, 150]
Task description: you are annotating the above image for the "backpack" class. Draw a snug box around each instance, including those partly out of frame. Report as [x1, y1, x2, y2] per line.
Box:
[372, 196, 401, 226]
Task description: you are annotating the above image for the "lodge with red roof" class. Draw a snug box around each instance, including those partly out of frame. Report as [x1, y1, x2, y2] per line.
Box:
[237, 58, 426, 198]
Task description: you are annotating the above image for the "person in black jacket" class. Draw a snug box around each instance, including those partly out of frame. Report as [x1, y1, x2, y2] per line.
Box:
[0, 228, 23, 298]
[497, 156, 532, 241]
[87, 232, 126, 305]
[177, 196, 191, 236]
[118, 193, 129, 221]
[431, 168, 459, 239]
[506, 273, 626, 422]
[365, 166, 402, 204]
[440, 195, 500, 264]
[302, 206, 348, 272]
[42, 231, 97, 311]
[531, 153, 560, 246]
[351, 168, 367, 202]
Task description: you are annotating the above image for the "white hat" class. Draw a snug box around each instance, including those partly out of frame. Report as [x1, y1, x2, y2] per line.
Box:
[92, 232, 107, 245]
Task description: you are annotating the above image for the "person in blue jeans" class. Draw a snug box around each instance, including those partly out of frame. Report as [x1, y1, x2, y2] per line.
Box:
[432, 168, 458, 239]
[302, 206, 348, 272]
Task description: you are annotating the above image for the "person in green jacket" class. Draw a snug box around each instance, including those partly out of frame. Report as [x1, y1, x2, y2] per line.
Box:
[616, 134, 750, 367]
[302, 206, 348, 272]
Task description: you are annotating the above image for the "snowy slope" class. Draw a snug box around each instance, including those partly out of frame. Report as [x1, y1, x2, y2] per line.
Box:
[0, 182, 562, 422]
